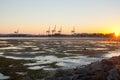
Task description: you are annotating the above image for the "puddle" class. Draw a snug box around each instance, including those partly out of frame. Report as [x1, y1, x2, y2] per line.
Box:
[0, 52, 4, 55]
[0, 73, 10, 80]
[28, 66, 46, 70]
[24, 55, 101, 69]
[0, 46, 23, 50]
[15, 72, 27, 75]
[103, 50, 120, 58]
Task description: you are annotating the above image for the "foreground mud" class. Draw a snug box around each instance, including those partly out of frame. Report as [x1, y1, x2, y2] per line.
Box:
[0, 57, 48, 80]
[45, 56, 120, 80]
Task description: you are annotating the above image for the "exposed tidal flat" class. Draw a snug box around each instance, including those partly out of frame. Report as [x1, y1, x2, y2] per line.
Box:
[0, 37, 119, 80]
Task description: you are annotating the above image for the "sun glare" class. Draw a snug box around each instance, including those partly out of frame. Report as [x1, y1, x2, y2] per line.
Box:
[115, 32, 120, 37]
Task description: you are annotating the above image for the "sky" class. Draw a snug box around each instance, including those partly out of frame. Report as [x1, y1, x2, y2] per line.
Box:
[0, 0, 120, 34]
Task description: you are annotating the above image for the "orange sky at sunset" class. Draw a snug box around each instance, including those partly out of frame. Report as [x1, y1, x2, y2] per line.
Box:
[0, 0, 120, 34]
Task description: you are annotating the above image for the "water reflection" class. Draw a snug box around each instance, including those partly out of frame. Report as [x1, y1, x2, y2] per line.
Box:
[0, 37, 120, 70]
[103, 50, 120, 58]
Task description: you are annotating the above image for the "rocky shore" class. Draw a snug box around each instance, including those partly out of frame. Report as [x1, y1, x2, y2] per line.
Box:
[45, 56, 120, 80]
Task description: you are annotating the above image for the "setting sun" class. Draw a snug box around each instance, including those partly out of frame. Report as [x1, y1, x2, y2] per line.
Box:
[115, 32, 120, 37]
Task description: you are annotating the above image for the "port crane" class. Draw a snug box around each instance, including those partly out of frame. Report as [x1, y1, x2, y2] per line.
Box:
[58, 27, 62, 34]
[71, 26, 75, 34]
[52, 25, 56, 35]
[14, 28, 19, 34]
[46, 26, 50, 35]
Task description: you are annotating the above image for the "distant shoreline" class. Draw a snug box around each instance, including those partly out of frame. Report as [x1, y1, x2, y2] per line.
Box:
[0, 33, 117, 38]
[0, 36, 116, 41]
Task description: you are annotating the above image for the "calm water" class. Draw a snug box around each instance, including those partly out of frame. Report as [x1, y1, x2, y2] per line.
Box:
[0, 37, 120, 70]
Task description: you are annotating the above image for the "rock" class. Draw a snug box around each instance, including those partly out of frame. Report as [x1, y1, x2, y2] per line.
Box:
[92, 71, 107, 80]
[74, 68, 88, 75]
[111, 56, 120, 63]
[61, 77, 72, 80]
[55, 69, 75, 77]
[79, 76, 92, 80]
[71, 75, 81, 80]
[115, 65, 120, 71]
[107, 68, 120, 80]
[101, 59, 114, 71]
[45, 77, 59, 80]
[45, 56, 120, 80]
[88, 61, 104, 74]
